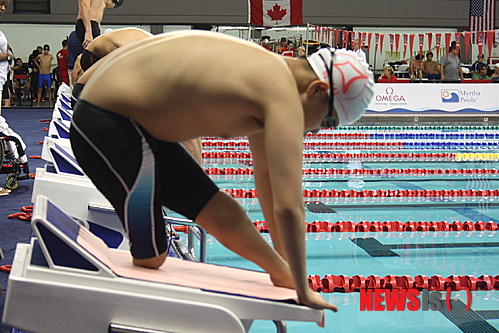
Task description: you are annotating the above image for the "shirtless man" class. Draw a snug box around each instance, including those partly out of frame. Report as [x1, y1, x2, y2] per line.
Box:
[34, 44, 54, 107]
[72, 27, 153, 85]
[70, 31, 374, 312]
[71, 27, 203, 163]
[275, 37, 287, 54]
[76, 0, 123, 49]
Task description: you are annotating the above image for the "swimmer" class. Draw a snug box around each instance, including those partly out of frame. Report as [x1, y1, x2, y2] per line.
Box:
[71, 27, 153, 100]
[70, 31, 374, 312]
[76, 0, 124, 49]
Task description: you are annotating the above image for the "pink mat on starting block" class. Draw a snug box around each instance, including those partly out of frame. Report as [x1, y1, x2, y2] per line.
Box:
[77, 226, 299, 302]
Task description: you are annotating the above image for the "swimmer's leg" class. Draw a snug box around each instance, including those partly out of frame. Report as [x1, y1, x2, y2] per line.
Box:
[194, 190, 294, 289]
[154, 142, 294, 289]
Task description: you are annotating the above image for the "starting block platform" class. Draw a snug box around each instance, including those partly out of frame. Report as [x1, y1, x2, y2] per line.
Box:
[2, 196, 324, 332]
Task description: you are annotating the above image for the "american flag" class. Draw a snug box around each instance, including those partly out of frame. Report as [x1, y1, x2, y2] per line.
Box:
[470, 0, 496, 32]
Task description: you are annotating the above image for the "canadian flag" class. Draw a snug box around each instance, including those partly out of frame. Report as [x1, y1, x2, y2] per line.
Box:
[249, 0, 303, 27]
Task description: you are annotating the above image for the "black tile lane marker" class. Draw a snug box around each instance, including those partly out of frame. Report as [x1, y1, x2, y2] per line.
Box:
[350, 237, 499, 257]
[439, 299, 499, 333]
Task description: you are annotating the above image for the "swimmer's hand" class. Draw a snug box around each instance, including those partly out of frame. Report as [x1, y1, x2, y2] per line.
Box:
[83, 31, 94, 49]
[299, 289, 338, 312]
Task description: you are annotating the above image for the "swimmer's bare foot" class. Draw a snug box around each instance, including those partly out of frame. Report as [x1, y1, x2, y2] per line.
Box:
[299, 289, 338, 312]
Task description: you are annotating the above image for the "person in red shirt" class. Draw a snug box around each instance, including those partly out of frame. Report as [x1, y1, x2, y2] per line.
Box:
[281, 41, 295, 57]
[378, 66, 397, 82]
[57, 39, 69, 85]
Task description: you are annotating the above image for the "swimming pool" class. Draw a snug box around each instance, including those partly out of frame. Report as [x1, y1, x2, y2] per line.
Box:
[175, 126, 499, 332]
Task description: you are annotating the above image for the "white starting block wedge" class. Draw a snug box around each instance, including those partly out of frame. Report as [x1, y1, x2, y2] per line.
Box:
[40, 136, 74, 166]
[3, 196, 324, 333]
[47, 117, 71, 139]
[52, 102, 73, 122]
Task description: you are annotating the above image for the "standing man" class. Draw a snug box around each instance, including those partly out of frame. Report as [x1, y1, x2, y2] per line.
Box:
[0, 0, 13, 196]
[76, 0, 123, 48]
[56, 38, 69, 86]
[0, 0, 13, 116]
[67, 31, 84, 87]
[34, 44, 54, 107]
[440, 41, 463, 81]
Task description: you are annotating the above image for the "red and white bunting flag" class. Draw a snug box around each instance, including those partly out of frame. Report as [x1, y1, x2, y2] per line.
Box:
[445, 33, 452, 53]
[418, 34, 424, 56]
[464, 32, 472, 61]
[477, 31, 485, 55]
[249, 0, 303, 27]
[487, 30, 495, 57]
[435, 34, 441, 56]
[455, 32, 462, 55]
[409, 34, 415, 56]
[426, 33, 433, 52]
[403, 34, 408, 57]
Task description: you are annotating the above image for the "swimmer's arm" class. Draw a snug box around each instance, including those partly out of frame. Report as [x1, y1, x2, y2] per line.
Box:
[250, 103, 308, 293]
[248, 132, 282, 254]
[252, 105, 337, 311]
[33, 55, 40, 69]
[78, 0, 94, 48]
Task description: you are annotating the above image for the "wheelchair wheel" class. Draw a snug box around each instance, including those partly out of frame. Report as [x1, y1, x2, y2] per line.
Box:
[5, 173, 19, 190]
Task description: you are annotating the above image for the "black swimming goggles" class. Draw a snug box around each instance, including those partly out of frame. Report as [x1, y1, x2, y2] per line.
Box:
[319, 49, 336, 128]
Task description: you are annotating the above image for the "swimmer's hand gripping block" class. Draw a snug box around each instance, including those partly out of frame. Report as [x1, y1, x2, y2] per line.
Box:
[3, 195, 323, 333]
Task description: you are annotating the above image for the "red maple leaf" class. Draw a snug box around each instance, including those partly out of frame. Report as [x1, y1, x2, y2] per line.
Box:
[267, 4, 287, 24]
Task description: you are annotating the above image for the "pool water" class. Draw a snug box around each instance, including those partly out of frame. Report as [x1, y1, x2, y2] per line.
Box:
[174, 128, 499, 332]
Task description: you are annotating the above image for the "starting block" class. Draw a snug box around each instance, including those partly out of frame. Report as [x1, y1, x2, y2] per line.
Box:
[2, 196, 324, 332]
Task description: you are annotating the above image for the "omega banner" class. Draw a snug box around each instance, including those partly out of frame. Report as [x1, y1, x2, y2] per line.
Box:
[368, 83, 499, 113]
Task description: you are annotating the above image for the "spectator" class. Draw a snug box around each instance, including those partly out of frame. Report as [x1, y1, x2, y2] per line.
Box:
[56, 38, 69, 85]
[12, 58, 30, 101]
[2, 45, 15, 107]
[28, 46, 42, 101]
[274, 37, 287, 54]
[421, 51, 440, 80]
[34, 44, 54, 107]
[353, 39, 367, 64]
[281, 41, 295, 57]
[0, 30, 14, 113]
[471, 63, 491, 80]
[378, 66, 397, 82]
[491, 63, 499, 80]
[409, 54, 423, 80]
[470, 53, 487, 75]
[260, 38, 271, 51]
[67, 31, 84, 87]
[296, 46, 306, 57]
[440, 42, 463, 81]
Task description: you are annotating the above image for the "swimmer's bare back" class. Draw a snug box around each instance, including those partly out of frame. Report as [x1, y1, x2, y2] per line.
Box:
[79, 30, 303, 143]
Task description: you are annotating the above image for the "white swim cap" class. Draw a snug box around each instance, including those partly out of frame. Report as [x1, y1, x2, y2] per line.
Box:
[307, 48, 374, 126]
